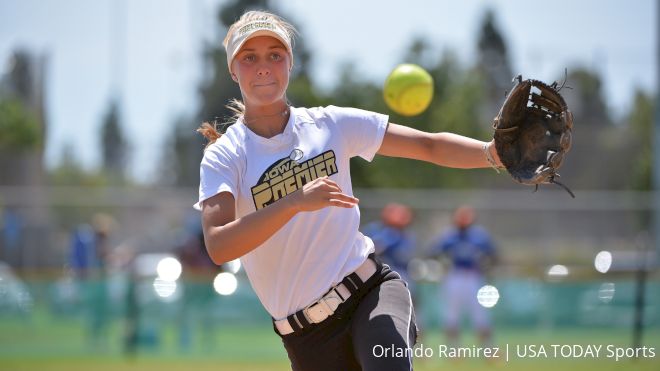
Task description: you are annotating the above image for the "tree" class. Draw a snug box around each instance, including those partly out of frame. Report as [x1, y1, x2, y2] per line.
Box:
[160, 116, 202, 187]
[0, 49, 47, 187]
[0, 98, 42, 186]
[563, 68, 612, 127]
[49, 143, 110, 187]
[100, 99, 128, 182]
[628, 89, 654, 191]
[0, 98, 41, 151]
[4, 50, 33, 103]
[476, 9, 513, 104]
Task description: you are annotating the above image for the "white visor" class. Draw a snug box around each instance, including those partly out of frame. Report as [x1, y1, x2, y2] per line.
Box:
[225, 20, 293, 73]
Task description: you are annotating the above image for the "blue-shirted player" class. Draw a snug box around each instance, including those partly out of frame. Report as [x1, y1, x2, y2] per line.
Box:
[430, 205, 497, 349]
[363, 203, 415, 287]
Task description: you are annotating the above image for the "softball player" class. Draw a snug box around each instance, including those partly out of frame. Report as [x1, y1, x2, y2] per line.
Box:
[196, 10, 503, 370]
[431, 206, 497, 349]
[363, 203, 416, 287]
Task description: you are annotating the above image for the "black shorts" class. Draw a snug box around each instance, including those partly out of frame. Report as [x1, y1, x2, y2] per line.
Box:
[277, 262, 418, 371]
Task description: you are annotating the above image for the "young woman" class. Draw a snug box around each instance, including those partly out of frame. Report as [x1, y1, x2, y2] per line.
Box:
[195, 10, 502, 371]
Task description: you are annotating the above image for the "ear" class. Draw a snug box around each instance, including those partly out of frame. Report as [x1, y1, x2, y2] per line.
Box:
[231, 73, 238, 82]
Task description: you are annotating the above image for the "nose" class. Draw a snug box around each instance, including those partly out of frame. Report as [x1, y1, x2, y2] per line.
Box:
[256, 64, 271, 77]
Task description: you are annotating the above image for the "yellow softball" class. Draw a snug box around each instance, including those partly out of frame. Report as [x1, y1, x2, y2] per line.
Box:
[383, 64, 434, 116]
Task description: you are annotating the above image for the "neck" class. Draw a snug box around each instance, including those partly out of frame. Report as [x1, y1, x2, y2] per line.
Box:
[243, 102, 290, 138]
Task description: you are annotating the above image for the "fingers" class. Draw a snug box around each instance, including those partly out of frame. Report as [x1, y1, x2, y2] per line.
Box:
[318, 176, 342, 192]
[328, 192, 359, 208]
[297, 176, 359, 210]
[322, 181, 341, 194]
[327, 199, 359, 208]
[308, 176, 343, 194]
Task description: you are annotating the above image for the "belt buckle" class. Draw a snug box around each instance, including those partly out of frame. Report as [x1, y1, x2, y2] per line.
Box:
[304, 287, 345, 324]
[305, 303, 330, 323]
[323, 288, 343, 307]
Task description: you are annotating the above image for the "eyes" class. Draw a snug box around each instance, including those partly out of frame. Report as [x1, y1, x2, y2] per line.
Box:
[241, 51, 284, 63]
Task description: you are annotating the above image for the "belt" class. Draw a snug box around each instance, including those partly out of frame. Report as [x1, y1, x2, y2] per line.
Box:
[274, 257, 378, 335]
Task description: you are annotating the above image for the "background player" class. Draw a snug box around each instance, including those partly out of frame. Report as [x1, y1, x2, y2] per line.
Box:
[363, 203, 416, 289]
[430, 205, 498, 350]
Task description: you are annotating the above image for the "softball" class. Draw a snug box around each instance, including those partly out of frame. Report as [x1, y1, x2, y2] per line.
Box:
[383, 64, 434, 116]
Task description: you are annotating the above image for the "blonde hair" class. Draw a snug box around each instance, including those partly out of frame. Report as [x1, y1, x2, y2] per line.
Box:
[196, 99, 245, 148]
[197, 10, 297, 147]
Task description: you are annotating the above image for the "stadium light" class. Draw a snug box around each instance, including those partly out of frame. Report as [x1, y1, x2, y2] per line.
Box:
[594, 251, 612, 273]
[156, 257, 182, 281]
[476, 285, 500, 308]
[547, 264, 569, 277]
[214, 272, 238, 296]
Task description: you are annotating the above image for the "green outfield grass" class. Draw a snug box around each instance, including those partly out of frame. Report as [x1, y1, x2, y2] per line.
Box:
[1, 316, 658, 370]
[1, 284, 658, 371]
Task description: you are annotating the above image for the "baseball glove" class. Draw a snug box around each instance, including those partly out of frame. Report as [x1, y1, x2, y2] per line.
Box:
[492, 75, 574, 197]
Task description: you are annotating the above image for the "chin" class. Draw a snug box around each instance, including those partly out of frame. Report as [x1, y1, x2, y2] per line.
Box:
[248, 93, 287, 106]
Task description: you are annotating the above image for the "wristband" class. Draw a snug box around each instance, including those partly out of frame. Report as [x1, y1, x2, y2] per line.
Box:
[483, 143, 502, 173]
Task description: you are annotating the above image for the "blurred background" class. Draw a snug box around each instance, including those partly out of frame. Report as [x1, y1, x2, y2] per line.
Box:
[0, 0, 658, 370]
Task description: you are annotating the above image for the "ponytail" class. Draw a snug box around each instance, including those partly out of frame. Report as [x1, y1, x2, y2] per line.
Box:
[196, 122, 221, 148]
[197, 98, 246, 149]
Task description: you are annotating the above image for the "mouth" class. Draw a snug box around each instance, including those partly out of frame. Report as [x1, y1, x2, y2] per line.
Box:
[254, 82, 276, 88]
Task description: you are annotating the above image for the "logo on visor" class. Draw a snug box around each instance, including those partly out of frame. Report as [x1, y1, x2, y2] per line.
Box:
[238, 21, 277, 36]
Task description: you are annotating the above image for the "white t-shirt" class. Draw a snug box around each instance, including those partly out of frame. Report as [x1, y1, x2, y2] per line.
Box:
[195, 106, 388, 320]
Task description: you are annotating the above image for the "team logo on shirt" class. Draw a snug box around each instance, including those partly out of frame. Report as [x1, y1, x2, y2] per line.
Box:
[289, 148, 304, 163]
[251, 150, 338, 210]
